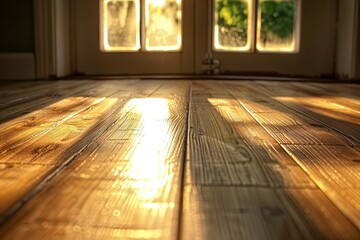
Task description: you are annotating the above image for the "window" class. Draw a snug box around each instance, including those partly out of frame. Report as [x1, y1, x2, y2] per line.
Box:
[214, 0, 253, 51]
[100, 0, 141, 51]
[100, 0, 182, 52]
[214, 0, 300, 53]
[145, 0, 182, 51]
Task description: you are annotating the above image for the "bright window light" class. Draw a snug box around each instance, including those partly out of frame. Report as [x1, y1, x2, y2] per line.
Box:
[214, 0, 253, 51]
[256, 0, 300, 52]
[145, 0, 182, 51]
[100, 0, 141, 51]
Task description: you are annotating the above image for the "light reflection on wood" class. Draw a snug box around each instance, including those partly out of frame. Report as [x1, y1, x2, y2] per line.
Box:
[101, 0, 141, 51]
[0, 81, 190, 239]
[225, 81, 360, 230]
[145, 0, 182, 51]
[1, 80, 360, 239]
[182, 81, 360, 239]
[275, 97, 360, 125]
[111, 98, 174, 201]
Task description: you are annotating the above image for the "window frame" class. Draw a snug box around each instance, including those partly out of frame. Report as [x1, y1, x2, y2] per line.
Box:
[100, 0, 183, 53]
[100, 0, 141, 52]
[212, 0, 301, 54]
[213, 0, 255, 52]
[144, 0, 182, 51]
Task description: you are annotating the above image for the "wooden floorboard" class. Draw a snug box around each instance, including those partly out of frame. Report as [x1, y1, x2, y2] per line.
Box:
[223, 81, 360, 231]
[224, 82, 358, 146]
[0, 80, 190, 239]
[182, 186, 359, 240]
[0, 79, 359, 239]
[0, 80, 148, 219]
[189, 81, 316, 187]
[0, 80, 99, 122]
[255, 81, 360, 143]
[182, 81, 360, 239]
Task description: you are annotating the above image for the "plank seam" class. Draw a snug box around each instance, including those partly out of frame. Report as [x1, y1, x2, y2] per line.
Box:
[176, 81, 192, 240]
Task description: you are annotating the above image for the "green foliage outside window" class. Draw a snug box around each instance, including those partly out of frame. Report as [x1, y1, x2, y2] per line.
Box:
[260, 1, 295, 46]
[216, 0, 295, 48]
[216, 0, 248, 47]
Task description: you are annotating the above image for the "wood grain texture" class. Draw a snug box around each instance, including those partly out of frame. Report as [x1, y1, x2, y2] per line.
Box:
[0, 164, 53, 217]
[0, 81, 135, 164]
[223, 81, 360, 229]
[256, 81, 360, 143]
[182, 80, 360, 239]
[189, 81, 315, 187]
[181, 186, 360, 240]
[303, 82, 360, 102]
[283, 145, 360, 228]
[0, 79, 360, 239]
[0, 81, 101, 122]
[0, 81, 190, 240]
[0, 81, 54, 105]
[0, 80, 152, 221]
[224, 82, 357, 146]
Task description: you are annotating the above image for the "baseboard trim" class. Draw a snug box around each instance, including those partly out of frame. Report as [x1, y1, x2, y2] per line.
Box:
[0, 53, 35, 80]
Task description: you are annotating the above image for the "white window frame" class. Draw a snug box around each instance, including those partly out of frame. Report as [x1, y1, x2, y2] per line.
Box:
[213, 0, 301, 53]
[100, 0, 141, 52]
[213, 0, 255, 52]
[100, 0, 183, 52]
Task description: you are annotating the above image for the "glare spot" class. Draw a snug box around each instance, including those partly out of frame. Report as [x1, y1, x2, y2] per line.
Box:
[150, 0, 166, 7]
[110, 98, 173, 200]
[112, 209, 121, 217]
[72, 225, 81, 233]
[146, 0, 182, 51]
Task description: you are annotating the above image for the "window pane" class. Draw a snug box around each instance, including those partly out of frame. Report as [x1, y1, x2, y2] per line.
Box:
[214, 0, 252, 51]
[257, 0, 298, 52]
[101, 0, 140, 51]
[145, 0, 182, 51]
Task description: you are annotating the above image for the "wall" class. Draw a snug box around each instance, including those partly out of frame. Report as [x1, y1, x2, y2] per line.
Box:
[55, 0, 72, 77]
[358, 36, 360, 79]
[0, 0, 34, 52]
[356, 1, 360, 80]
[195, 0, 338, 77]
[63, 0, 359, 78]
[0, 0, 35, 79]
[336, 0, 359, 80]
[33, 0, 74, 79]
[3, 0, 355, 79]
[73, 0, 339, 76]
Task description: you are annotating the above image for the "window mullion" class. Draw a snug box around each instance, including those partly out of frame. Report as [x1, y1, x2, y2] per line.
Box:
[252, 0, 258, 52]
[140, 0, 146, 51]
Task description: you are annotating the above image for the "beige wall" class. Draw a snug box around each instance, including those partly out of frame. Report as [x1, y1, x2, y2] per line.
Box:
[33, 0, 74, 79]
[336, 0, 359, 80]
[55, 0, 72, 77]
[0, 0, 35, 79]
[356, 1, 360, 80]
[358, 40, 360, 79]
[0, 53, 35, 79]
[2, 0, 358, 79]
[73, 0, 340, 77]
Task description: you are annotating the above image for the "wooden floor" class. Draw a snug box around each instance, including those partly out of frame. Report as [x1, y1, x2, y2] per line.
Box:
[0, 79, 359, 239]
